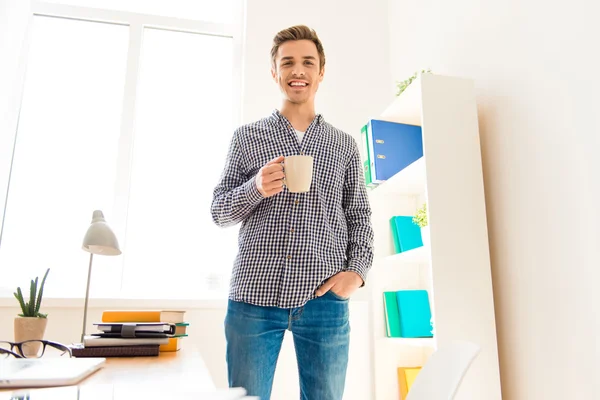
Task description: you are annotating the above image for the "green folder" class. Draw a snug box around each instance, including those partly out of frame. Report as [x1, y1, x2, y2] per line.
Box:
[383, 291, 401, 337]
[360, 123, 374, 187]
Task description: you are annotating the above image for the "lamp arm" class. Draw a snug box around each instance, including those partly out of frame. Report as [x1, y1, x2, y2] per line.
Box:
[81, 253, 94, 343]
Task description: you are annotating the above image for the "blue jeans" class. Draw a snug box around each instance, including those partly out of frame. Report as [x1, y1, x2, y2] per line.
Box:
[224, 290, 350, 400]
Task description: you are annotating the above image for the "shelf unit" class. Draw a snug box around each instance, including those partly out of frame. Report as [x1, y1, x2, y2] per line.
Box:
[366, 74, 502, 400]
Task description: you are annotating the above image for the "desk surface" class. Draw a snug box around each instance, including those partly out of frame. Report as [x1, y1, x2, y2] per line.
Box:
[83, 348, 215, 388]
[0, 350, 253, 399]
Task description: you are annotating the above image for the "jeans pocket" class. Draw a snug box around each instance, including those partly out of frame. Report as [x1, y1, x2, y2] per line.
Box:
[327, 289, 350, 301]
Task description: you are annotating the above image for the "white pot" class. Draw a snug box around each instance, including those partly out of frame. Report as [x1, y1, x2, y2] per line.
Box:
[421, 226, 430, 248]
[14, 317, 48, 356]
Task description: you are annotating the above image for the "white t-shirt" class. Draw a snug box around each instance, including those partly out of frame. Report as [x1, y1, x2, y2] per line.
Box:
[295, 129, 305, 143]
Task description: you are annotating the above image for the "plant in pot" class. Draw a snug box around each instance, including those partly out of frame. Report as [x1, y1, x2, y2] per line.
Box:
[413, 203, 429, 248]
[13, 268, 50, 356]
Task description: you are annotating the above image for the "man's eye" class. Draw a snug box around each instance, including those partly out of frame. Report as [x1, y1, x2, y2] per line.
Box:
[305, 61, 314, 65]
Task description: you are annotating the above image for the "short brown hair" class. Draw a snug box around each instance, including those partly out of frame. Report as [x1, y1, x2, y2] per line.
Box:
[270, 25, 325, 71]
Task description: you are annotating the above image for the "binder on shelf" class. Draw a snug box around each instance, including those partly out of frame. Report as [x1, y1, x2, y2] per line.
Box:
[383, 292, 402, 337]
[396, 290, 434, 338]
[366, 119, 423, 184]
[390, 216, 423, 253]
[360, 123, 375, 187]
[398, 366, 422, 399]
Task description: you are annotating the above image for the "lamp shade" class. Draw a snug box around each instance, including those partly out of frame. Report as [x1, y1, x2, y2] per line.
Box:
[82, 210, 121, 256]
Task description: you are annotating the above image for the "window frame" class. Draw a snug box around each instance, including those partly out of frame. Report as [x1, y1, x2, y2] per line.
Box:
[0, 0, 245, 301]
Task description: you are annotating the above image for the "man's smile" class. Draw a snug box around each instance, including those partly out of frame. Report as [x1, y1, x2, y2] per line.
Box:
[288, 80, 309, 88]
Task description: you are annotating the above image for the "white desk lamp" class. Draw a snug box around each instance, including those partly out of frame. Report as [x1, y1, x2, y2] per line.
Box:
[80, 210, 121, 343]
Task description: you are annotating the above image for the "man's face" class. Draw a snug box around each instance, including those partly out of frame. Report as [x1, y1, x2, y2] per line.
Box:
[272, 39, 324, 105]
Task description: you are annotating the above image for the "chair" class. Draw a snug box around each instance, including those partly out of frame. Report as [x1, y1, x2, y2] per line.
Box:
[406, 340, 481, 400]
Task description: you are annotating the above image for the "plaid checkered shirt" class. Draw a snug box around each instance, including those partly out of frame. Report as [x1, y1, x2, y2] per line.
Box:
[211, 110, 374, 308]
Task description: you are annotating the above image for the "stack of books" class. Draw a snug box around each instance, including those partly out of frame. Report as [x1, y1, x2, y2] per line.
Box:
[72, 309, 189, 357]
[100, 310, 189, 352]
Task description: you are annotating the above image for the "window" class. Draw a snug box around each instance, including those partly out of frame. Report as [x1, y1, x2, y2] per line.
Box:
[0, 2, 241, 299]
[44, 0, 234, 24]
[121, 28, 237, 299]
[0, 16, 129, 298]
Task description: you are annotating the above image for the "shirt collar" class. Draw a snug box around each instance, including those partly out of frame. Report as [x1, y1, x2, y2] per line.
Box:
[270, 109, 324, 128]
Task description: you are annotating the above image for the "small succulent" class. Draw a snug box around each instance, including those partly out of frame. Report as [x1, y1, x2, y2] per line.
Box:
[14, 268, 50, 318]
[413, 203, 428, 228]
[395, 69, 432, 96]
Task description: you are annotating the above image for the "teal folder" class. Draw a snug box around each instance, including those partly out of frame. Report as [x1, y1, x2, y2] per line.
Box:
[396, 290, 433, 338]
[390, 216, 423, 253]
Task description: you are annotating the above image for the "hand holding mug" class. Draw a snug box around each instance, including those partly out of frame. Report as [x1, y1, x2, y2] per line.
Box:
[256, 156, 285, 198]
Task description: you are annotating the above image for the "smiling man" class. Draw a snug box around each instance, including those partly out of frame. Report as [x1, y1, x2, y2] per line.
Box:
[211, 25, 374, 400]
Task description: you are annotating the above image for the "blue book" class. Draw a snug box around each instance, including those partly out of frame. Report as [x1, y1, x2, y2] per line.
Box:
[390, 216, 423, 253]
[395, 290, 434, 338]
[366, 119, 423, 183]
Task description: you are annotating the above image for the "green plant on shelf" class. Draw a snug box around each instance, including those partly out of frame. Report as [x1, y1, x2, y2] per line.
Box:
[413, 203, 428, 228]
[13, 268, 50, 318]
[395, 69, 432, 97]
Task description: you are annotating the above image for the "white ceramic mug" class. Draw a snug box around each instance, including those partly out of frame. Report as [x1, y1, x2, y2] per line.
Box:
[283, 155, 314, 193]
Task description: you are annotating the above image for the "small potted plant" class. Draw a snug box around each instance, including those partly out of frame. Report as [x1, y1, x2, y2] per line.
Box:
[13, 268, 50, 355]
[413, 203, 429, 248]
[395, 69, 432, 96]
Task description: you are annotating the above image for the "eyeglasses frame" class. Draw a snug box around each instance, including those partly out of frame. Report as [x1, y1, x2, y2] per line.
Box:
[0, 339, 72, 358]
[0, 347, 23, 358]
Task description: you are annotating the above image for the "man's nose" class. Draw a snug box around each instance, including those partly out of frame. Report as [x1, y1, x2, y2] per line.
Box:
[292, 68, 306, 76]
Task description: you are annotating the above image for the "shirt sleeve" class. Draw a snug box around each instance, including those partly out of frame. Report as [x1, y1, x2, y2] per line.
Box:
[211, 130, 264, 227]
[343, 138, 374, 286]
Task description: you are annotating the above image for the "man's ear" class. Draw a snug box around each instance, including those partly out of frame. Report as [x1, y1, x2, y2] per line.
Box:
[271, 66, 278, 83]
[319, 65, 325, 82]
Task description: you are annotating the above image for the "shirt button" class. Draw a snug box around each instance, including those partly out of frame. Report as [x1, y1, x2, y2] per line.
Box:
[294, 200, 299, 205]
[290, 228, 295, 233]
[286, 255, 292, 260]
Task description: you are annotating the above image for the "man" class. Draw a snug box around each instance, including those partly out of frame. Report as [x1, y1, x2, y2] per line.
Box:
[211, 24, 373, 400]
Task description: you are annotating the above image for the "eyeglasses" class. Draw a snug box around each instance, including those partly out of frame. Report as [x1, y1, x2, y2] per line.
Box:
[0, 340, 72, 358]
[0, 347, 22, 358]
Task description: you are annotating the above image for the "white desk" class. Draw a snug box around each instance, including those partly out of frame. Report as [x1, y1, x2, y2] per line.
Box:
[1, 350, 256, 399]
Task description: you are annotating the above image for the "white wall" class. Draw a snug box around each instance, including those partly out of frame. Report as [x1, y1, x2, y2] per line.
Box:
[387, 0, 599, 399]
[242, 0, 393, 136]
[0, 0, 392, 399]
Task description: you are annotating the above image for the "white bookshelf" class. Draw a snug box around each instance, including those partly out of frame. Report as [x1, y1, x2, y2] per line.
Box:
[366, 74, 502, 400]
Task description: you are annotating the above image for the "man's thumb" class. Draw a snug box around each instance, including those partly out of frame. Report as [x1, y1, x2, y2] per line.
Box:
[267, 155, 285, 165]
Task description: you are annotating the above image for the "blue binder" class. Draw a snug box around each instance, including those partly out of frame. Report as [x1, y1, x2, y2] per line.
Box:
[367, 119, 423, 183]
[396, 290, 434, 338]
